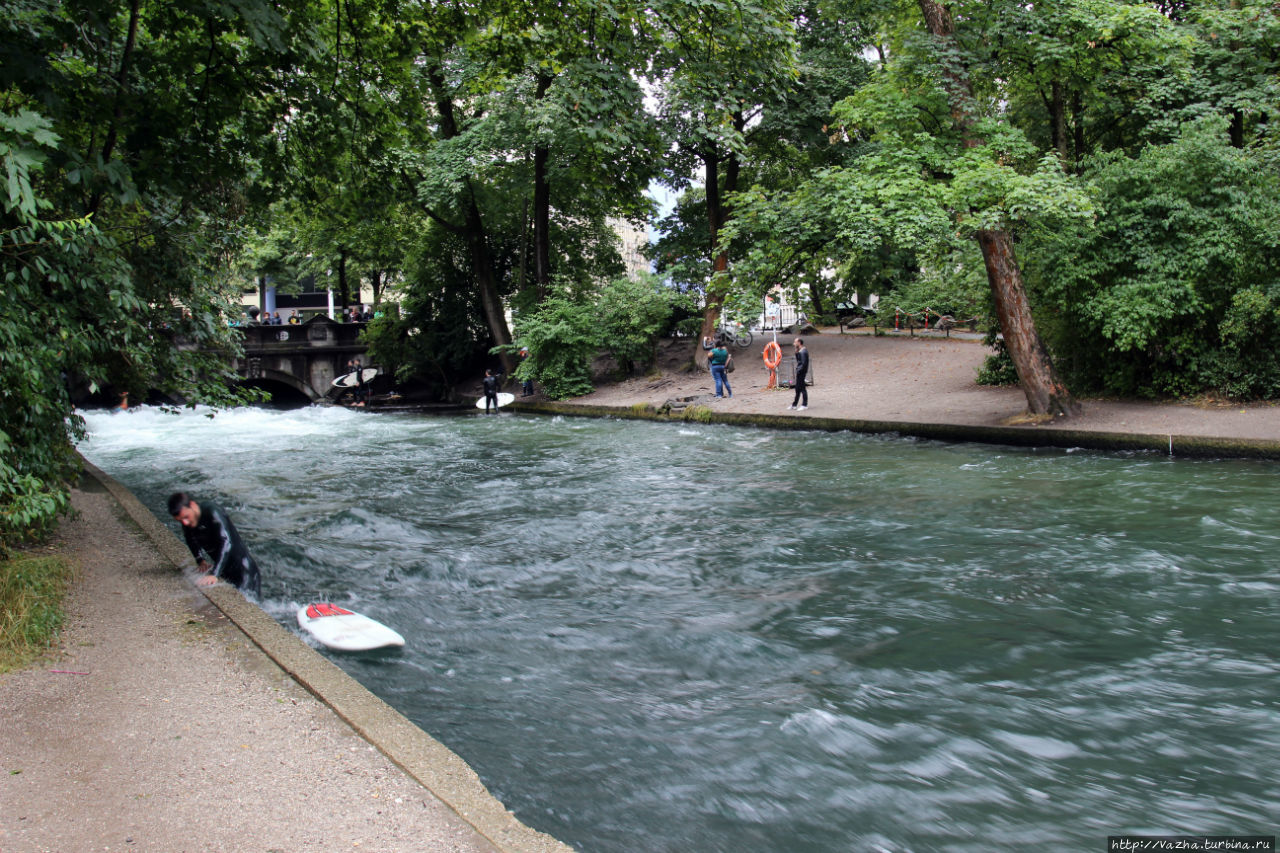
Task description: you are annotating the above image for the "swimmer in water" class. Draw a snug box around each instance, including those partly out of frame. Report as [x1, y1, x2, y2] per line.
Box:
[168, 492, 262, 596]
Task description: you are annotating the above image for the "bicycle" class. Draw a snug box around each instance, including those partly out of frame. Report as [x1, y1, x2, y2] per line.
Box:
[717, 322, 753, 348]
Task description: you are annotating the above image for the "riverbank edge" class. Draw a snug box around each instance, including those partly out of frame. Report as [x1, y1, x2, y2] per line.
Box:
[77, 455, 574, 853]
[511, 401, 1280, 460]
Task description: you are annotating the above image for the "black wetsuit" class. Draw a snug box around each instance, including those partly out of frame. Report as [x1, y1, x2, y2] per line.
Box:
[181, 501, 262, 596]
[483, 374, 500, 412]
[353, 361, 367, 404]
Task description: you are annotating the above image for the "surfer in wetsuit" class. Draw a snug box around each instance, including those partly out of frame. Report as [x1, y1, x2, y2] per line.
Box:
[482, 369, 500, 413]
[352, 357, 367, 407]
[168, 492, 262, 596]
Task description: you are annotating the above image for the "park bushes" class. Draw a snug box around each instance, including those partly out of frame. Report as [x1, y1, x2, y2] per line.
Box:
[1027, 119, 1280, 399]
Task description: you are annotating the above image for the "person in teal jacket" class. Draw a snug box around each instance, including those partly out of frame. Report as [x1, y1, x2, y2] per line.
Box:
[709, 342, 733, 399]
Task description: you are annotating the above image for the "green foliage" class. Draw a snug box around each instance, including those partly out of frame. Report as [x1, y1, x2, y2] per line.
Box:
[883, 241, 991, 327]
[506, 295, 601, 399]
[1202, 287, 1280, 399]
[502, 274, 688, 397]
[361, 231, 496, 391]
[0, 1, 312, 549]
[977, 337, 1020, 387]
[680, 404, 714, 423]
[0, 434, 72, 552]
[596, 275, 689, 374]
[1028, 118, 1280, 398]
[0, 551, 76, 672]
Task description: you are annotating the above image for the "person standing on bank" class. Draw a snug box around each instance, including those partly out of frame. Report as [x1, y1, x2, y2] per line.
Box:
[519, 347, 535, 397]
[168, 492, 262, 596]
[709, 339, 733, 399]
[788, 338, 809, 411]
[482, 368, 500, 413]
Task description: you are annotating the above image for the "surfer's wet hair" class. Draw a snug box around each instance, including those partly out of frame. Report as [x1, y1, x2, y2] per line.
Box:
[168, 492, 193, 516]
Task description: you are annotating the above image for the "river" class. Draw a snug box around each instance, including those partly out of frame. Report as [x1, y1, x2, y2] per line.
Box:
[79, 405, 1279, 852]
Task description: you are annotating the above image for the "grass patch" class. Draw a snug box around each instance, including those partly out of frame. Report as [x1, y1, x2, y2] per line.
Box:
[681, 404, 714, 423]
[0, 551, 78, 673]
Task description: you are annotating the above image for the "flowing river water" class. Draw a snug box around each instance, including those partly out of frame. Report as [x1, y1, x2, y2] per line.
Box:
[80, 406, 1278, 852]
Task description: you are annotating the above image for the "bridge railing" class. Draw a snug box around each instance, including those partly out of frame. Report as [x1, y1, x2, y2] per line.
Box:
[238, 316, 367, 352]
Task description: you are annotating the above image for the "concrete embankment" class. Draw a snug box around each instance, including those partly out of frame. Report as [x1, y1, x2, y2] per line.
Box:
[514, 400, 1280, 461]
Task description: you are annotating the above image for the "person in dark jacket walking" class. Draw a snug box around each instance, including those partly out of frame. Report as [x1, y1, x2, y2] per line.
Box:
[788, 338, 809, 411]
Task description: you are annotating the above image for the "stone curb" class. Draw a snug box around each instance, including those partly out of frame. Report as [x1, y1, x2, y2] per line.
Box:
[509, 402, 1280, 460]
[78, 455, 574, 853]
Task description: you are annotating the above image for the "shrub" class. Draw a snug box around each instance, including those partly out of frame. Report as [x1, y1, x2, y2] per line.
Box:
[504, 296, 600, 399]
[596, 276, 689, 375]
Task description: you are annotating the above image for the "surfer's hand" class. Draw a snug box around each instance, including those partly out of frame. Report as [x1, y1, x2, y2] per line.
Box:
[196, 559, 211, 572]
[195, 574, 217, 587]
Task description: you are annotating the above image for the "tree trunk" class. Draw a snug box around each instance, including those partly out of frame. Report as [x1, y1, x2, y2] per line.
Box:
[337, 249, 349, 316]
[697, 117, 743, 368]
[88, 0, 141, 216]
[976, 230, 1079, 417]
[917, 0, 1079, 417]
[1071, 90, 1085, 164]
[427, 69, 516, 375]
[464, 196, 516, 376]
[532, 73, 554, 295]
[1050, 80, 1069, 162]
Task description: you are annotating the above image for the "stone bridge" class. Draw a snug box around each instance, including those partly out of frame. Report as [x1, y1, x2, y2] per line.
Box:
[234, 317, 369, 402]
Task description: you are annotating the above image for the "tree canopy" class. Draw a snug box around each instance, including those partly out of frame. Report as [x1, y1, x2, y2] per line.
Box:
[4, 0, 1279, 546]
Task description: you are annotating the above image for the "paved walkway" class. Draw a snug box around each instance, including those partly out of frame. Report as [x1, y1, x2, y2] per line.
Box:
[563, 332, 1280, 456]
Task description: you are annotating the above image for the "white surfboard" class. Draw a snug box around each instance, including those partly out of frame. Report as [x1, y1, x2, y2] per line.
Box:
[297, 602, 405, 651]
[332, 368, 378, 388]
[476, 392, 516, 410]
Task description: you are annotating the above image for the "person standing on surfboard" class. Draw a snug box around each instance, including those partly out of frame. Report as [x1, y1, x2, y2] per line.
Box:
[168, 492, 262, 596]
[482, 369, 500, 413]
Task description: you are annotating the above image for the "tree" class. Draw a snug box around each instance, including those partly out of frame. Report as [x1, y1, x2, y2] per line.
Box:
[910, 0, 1080, 417]
[0, 0, 323, 549]
[649, 0, 800, 364]
[1028, 117, 1280, 398]
[320, 0, 663, 378]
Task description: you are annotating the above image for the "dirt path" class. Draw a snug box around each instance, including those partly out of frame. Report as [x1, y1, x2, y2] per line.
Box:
[0, 478, 500, 853]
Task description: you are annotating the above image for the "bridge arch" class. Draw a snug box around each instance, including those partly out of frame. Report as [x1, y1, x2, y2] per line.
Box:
[240, 367, 320, 405]
[233, 316, 368, 403]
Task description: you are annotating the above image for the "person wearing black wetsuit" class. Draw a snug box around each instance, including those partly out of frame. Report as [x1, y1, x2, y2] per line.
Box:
[168, 492, 262, 596]
[482, 369, 500, 413]
[353, 358, 368, 407]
